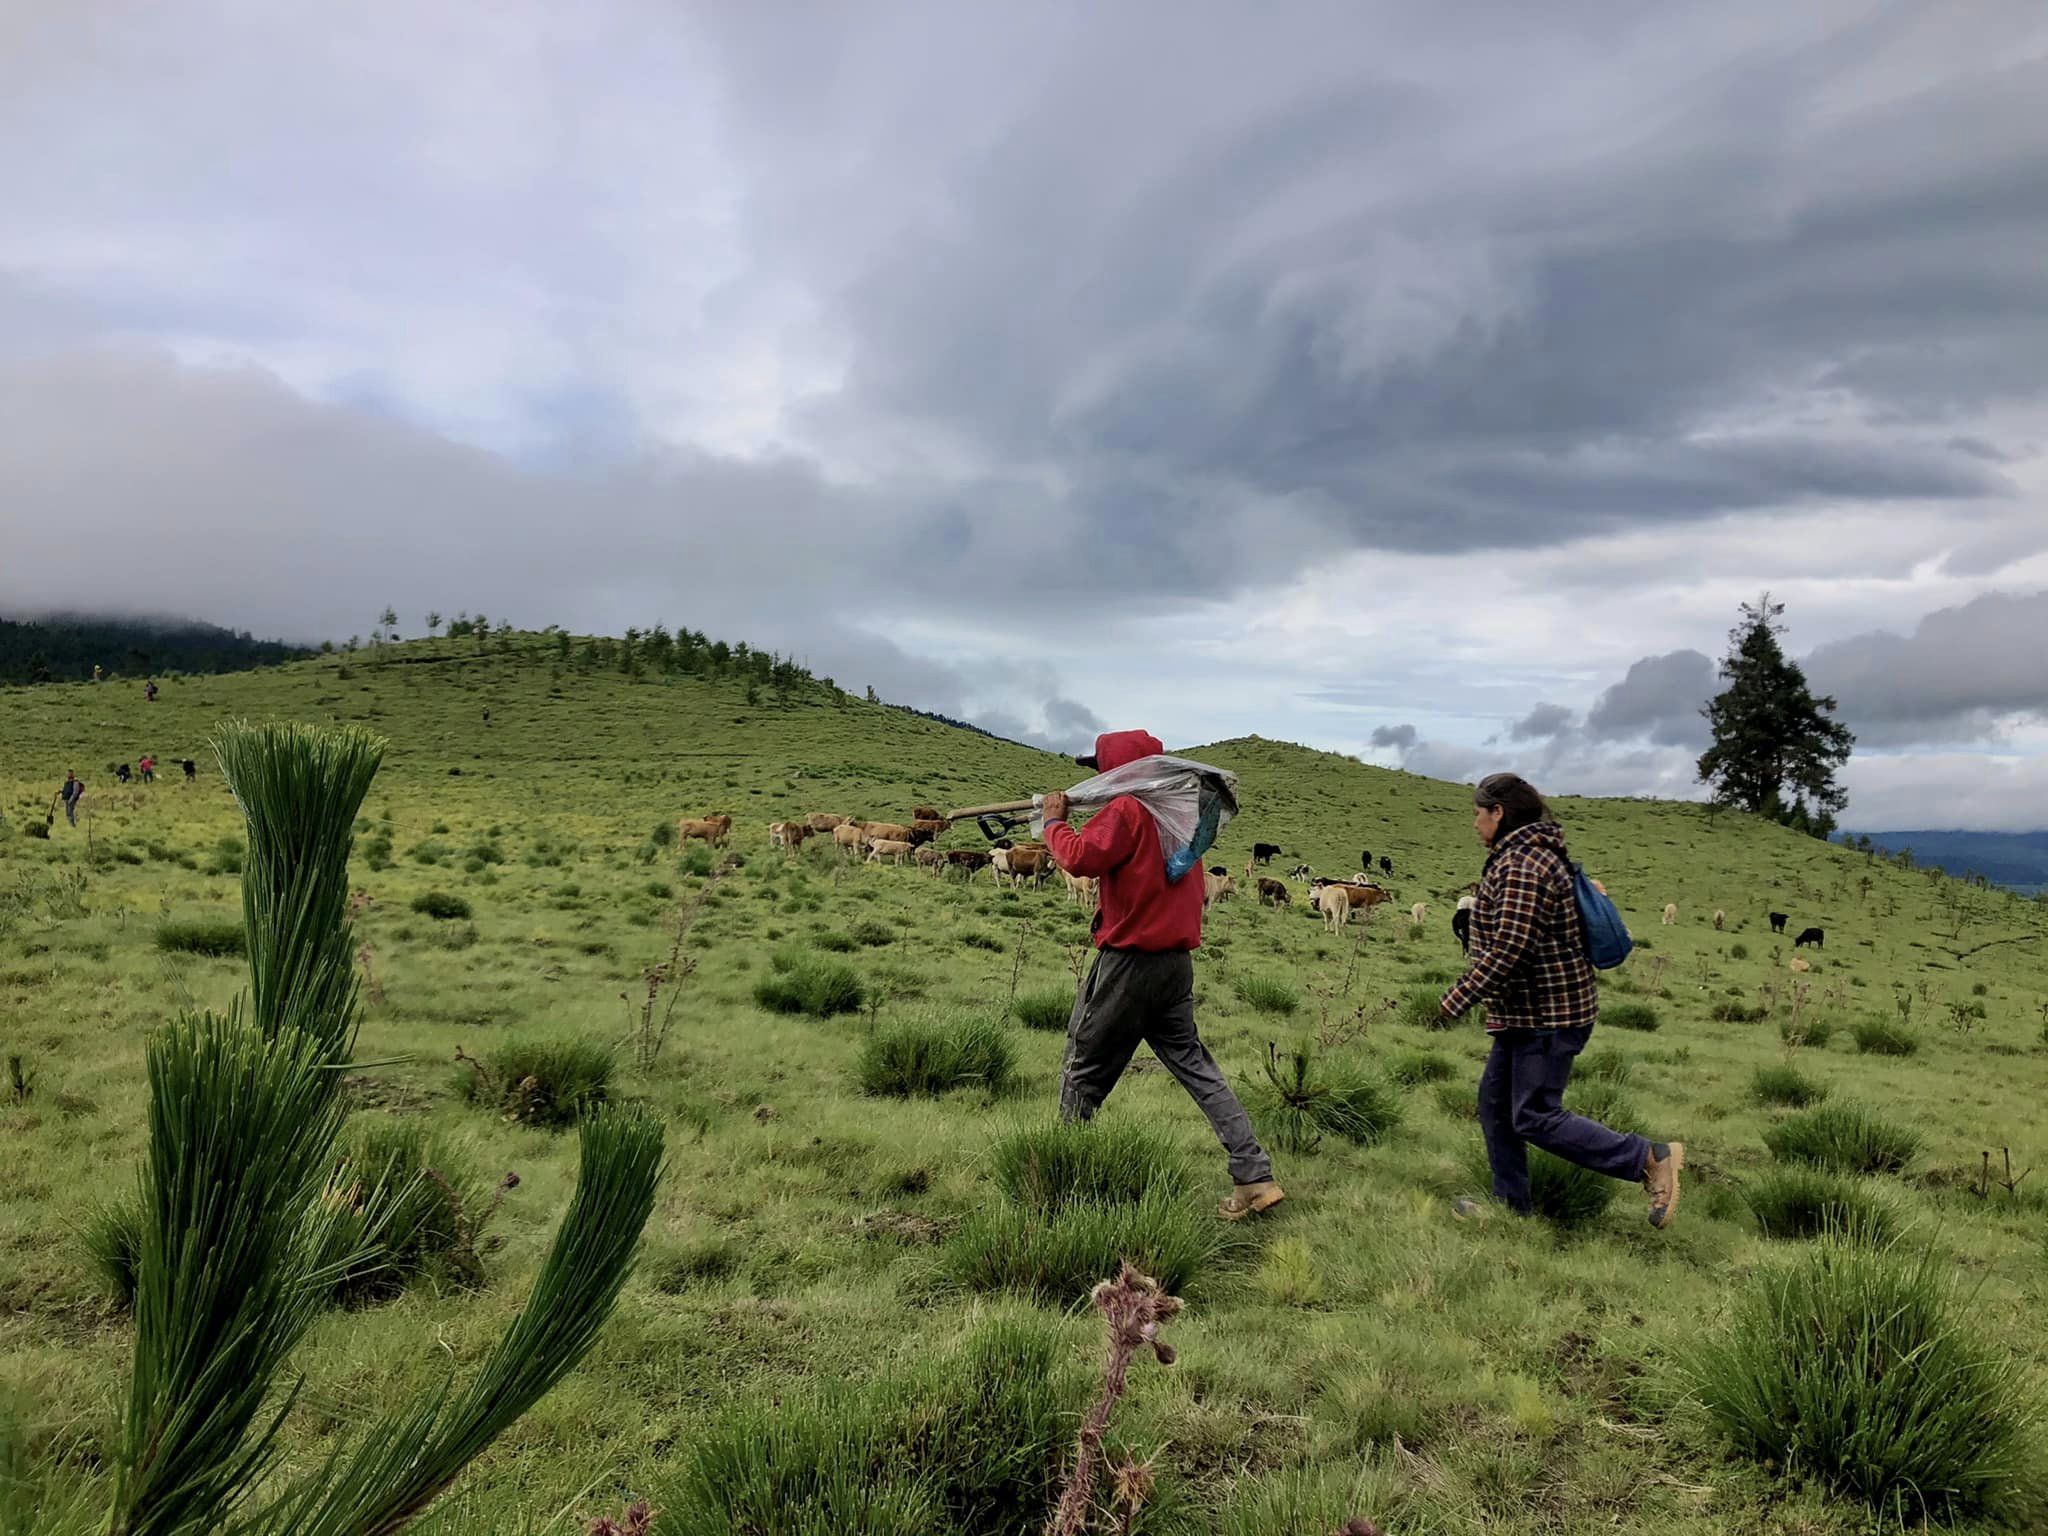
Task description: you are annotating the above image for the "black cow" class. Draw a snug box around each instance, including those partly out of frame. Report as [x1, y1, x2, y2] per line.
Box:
[1359, 849, 1373, 873]
[1451, 906, 1472, 955]
[1768, 912, 1788, 934]
[1378, 856, 1394, 876]
[1208, 864, 1229, 877]
[1251, 842, 1283, 865]
[1794, 927, 1825, 949]
[180, 759, 197, 780]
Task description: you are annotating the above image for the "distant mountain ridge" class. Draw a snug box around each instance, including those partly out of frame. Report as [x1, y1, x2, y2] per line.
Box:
[1842, 828, 2048, 895]
[0, 612, 309, 685]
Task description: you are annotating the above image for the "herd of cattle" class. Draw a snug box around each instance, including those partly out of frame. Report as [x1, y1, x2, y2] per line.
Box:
[676, 811, 1833, 960]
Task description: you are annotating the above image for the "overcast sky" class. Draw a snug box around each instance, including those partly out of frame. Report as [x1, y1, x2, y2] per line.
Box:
[3, 2, 2046, 829]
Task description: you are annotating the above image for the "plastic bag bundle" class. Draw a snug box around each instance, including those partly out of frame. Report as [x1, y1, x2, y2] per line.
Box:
[1031, 755, 1239, 883]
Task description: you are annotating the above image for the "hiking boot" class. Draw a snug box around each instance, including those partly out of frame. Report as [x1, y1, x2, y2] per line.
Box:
[1643, 1141, 1684, 1229]
[1219, 1180, 1285, 1220]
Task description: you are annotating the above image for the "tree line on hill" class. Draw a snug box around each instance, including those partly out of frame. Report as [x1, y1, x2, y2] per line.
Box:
[0, 614, 309, 685]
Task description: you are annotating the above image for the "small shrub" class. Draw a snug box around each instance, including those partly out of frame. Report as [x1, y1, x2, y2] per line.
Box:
[1246, 1040, 1402, 1152]
[457, 1037, 613, 1127]
[1851, 1016, 1918, 1056]
[1576, 1047, 1634, 1083]
[332, 1120, 492, 1298]
[1465, 1145, 1617, 1226]
[1780, 1013, 1833, 1049]
[1398, 985, 1452, 1030]
[204, 835, 245, 876]
[753, 951, 865, 1018]
[154, 918, 247, 958]
[1752, 1063, 1827, 1107]
[943, 1189, 1241, 1302]
[679, 847, 714, 877]
[1433, 1081, 1478, 1119]
[410, 890, 472, 921]
[852, 919, 897, 947]
[989, 1120, 1193, 1213]
[1764, 1103, 1920, 1176]
[1387, 1049, 1454, 1086]
[857, 1016, 1016, 1099]
[1689, 1238, 2041, 1521]
[1727, 941, 1750, 960]
[1603, 1001, 1661, 1032]
[810, 929, 859, 953]
[1233, 974, 1300, 1016]
[1563, 1079, 1645, 1135]
[82, 1195, 144, 1306]
[1712, 1000, 1768, 1023]
[960, 931, 1003, 953]
[1010, 986, 1073, 1032]
[1739, 1166, 1895, 1243]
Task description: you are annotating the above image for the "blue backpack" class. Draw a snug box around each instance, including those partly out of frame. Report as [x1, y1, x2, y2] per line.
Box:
[1571, 864, 1634, 970]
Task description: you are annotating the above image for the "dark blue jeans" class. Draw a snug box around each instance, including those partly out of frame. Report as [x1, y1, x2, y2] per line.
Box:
[1477, 1026, 1648, 1213]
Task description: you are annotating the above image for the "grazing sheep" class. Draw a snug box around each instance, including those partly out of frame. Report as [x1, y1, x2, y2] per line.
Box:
[1713, 909, 1726, 931]
[1409, 901, 1429, 925]
[1769, 911, 1788, 934]
[1256, 877, 1290, 906]
[1788, 956, 1812, 973]
[1662, 903, 1677, 926]
[678, 814, 733, 849]
[866, 838, 915, 866]
[1794, 927, 1825, 949]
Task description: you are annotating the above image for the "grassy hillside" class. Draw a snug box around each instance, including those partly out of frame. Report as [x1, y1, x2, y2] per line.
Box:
[3, 638, 2046, 1534]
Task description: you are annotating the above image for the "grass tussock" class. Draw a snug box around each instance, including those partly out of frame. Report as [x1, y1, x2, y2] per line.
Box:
[1386, 1048, 1455, 1086]
[1602, 1001, 1661, 1032]
[410, 889, 472, 920]
[1009, 986, 1073, 1032]
[753, 948, 865, 1018]
[1232, 973, 1300, 1016]
[457, 1037, 613, 1128]
[659, 1314, 1073, 1536]
[154, 918, 247, 958]
[1764, 1103, 1921, 1176]
[1690, 1237, 2042, 1522]
[1752, 1062, 1827, 1107]
[1851, 1016, 1919, 1056]
[943, 1188, 1240, 1302]
[988, 1120, 1193, 1213]
[1398, 985, 1452, 1030]
[856, 1016, 1016, 1099]
[1740, 1166, 1898, 1244]
[1465, 1144, 1619, 1227]
[1245, 1040, 1402, 1152]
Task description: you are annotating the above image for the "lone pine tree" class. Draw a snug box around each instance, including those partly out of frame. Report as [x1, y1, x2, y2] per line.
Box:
[1697, 594, 1855, 838]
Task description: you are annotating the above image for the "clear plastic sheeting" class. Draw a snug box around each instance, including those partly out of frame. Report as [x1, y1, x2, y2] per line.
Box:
[1031, 755, 1239, 882]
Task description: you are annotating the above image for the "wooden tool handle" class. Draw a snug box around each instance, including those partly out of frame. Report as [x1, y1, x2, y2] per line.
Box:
[943, 798, 1037, 822]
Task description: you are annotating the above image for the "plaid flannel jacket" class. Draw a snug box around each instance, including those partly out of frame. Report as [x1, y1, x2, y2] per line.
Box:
[1440, 820, 1599, 1032]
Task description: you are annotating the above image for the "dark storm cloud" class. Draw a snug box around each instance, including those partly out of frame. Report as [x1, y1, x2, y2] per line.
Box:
[1583, 651, 1718, 749]
[1509, 703, 1575, 741]
[1806, 590, 2048, 745]
[1369, 723, 1418, 751]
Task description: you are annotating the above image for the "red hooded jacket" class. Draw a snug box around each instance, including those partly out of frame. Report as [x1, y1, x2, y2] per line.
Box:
[1044, 729, 1204, 953]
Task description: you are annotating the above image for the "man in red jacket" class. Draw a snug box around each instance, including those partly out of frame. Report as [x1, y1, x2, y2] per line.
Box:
[1043, 729, 1283, 1220]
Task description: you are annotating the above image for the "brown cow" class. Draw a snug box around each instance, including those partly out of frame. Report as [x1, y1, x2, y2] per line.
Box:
[833, 822, 867, 856]
[866, 838, 915, 866]
[1256, 877, 1290, 907]
[991, 846, 1048, 886]
[805, 812, 850, 833]
[769, 821, 812, 851]
[862, 822, 915, 847]
[912, 805, 943, 823]
[907, 817, 947, 846]
[945, 849, 993, 877]
[915, 845, 946, 875]
[1202, 870, 1235, 908]
[678, 814, 733, 849]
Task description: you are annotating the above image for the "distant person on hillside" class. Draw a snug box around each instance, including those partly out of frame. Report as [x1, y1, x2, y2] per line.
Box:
[57, 771, 84, 826]
[180, 758, 197, 782]
[1440, 773, 1683, 1228]
[92, 663, 103, 683]
[145, 680, 159, 702]
[115, 762, 132, 785]
[139, 754, 155, 783]
[1042, 728, 1283, 1221]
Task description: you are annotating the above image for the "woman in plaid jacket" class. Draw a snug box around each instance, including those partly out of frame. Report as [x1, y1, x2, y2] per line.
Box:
[1440, 773, 1684, 1228]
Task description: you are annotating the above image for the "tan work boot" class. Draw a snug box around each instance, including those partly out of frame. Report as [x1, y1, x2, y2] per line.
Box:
[1643, 1142, 1684, 1229]
[1219, 1180, 1285, 1220]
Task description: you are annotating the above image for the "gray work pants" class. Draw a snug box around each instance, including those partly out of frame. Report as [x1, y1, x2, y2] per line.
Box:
[1060, 947, 1273, 1185]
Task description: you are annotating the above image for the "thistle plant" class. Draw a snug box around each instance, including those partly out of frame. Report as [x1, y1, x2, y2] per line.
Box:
[99, 721, 664, 1536]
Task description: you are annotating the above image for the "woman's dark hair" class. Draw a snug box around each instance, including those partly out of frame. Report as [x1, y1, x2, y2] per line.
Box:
[1474, 773, 1550, 840]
